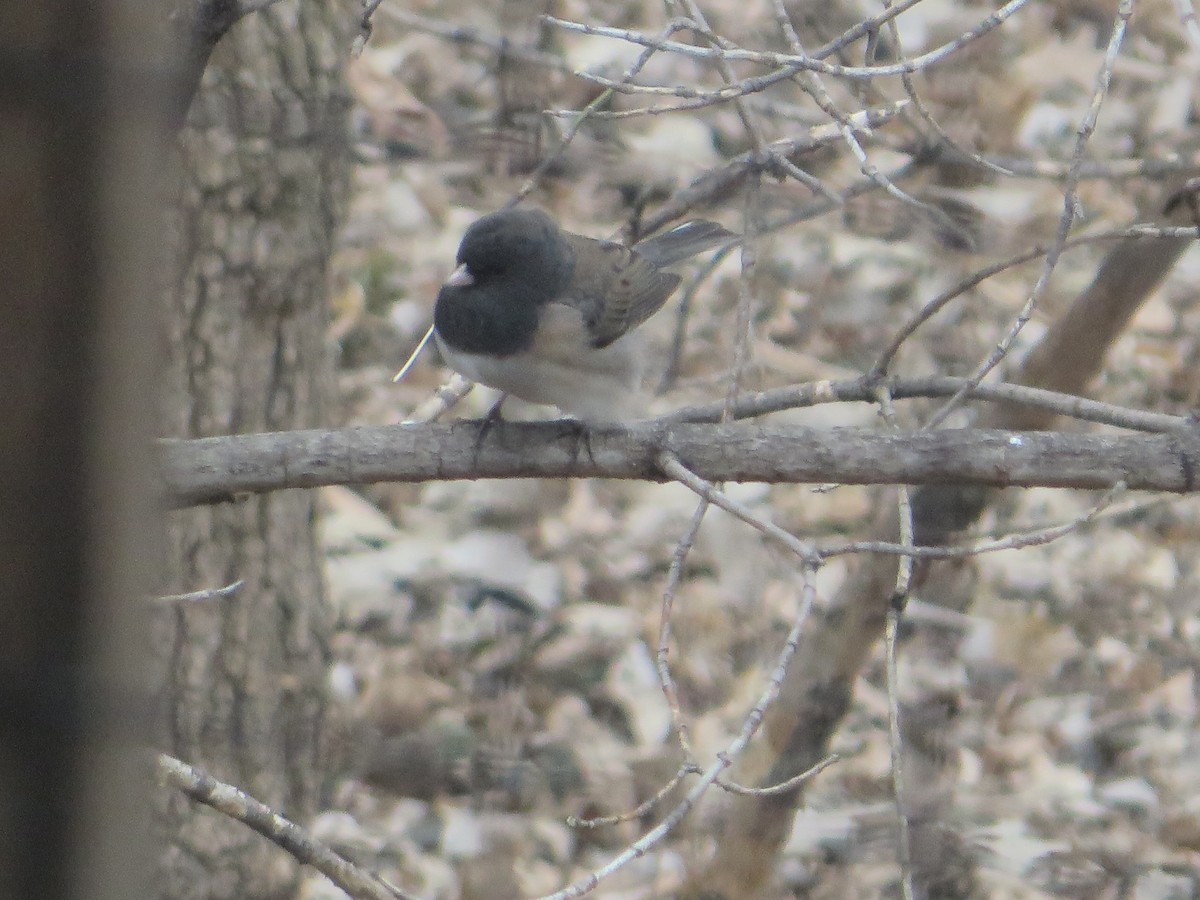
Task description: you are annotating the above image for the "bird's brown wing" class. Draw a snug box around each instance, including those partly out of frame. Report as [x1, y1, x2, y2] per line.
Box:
[563, 233, 681, 349]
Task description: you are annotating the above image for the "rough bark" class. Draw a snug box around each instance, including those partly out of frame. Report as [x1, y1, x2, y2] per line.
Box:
[157, 421, 1200, 506]
[154, 2, 353, 897]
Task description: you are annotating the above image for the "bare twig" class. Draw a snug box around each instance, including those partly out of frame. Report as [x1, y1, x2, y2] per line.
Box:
[716, 753, 840, 796]
[870, 222, 1198, 377]
[660, 246, 735, 391]
[401, 374, 474, 424]
[675, 0, 766, 152]
[156, 580, 244, 604]
[724, 174, 762, 417]
[514, 21, 690, 205]
[769, 2, 978, 249]
[657, 451, 820, 564]
[809, 0, 925, 59]
[876, 0, 1013, 178]
[924, 0, 1135, 429]
[886, 601, 915, 900]
[158, 754, 414, 900]
[982, 153, 1199, 181]
[667, 373, 1197, 433]
[543, 0, 1034, 80]
[824, 481, 1128, 559]
[874, 387, 917, 900]
[568, 763, 701, 828]
[535, 575, 817, 900]
[632, 103, 908, 235]
[381, 8, 571, 71]
[656, 498, 709, 761]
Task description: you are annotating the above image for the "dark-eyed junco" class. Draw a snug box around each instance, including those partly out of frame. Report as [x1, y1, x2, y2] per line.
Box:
[430, 208, 735, 423]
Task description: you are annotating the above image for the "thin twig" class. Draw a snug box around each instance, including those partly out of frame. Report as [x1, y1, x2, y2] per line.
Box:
[156, 580, 244, 604]
[666, 372, 1197, 433]
[676, 0, 766, 151]
[924, 0, 1135, 429]
[568, 763, 701, 828]
[543, 1, 1034, 80]
[809, 0, 926, 60]
[513, 21, 690, 205]
[401, 374, 474, 424]
[716, 753, 840, 796]
[657, 452, 821, 565]
[382, 8, 572, 72]
[869, 223, 1200, 377]
[659, 246, 733, 392]
[533, 574, 817, 900]
[874, 385, 916, 900]
[823, 481, 1129, 559]
[885, 602, 915, 900]
[656, 499, 709, 760]
[981, 154, 1200, 181]
[353, 0, 387, 55]
[723, 173, 762, 418]
[877, 0, 1012, 177]
[158, 754, 415, 900]
[769, 1, 978, 249]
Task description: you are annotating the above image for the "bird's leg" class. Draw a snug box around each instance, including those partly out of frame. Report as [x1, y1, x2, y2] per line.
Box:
[553, 417, 596, 466]
[472, 392, 509, 462]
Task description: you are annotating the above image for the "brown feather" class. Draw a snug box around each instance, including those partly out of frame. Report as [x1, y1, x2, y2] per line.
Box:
[562, 233, 681, 350]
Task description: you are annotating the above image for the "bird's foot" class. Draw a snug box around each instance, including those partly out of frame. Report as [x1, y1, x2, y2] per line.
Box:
[553, 417, 597, 466]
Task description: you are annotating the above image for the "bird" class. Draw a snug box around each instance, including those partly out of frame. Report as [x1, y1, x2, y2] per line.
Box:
[430, 207, 735, 423]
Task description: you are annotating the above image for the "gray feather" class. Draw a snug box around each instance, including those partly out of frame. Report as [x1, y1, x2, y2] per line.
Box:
[633, 220, 737, 268]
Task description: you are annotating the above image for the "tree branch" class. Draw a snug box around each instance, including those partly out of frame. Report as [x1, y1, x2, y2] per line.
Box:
[160, 420, 1200, 508]
[158, 754, 413, 900]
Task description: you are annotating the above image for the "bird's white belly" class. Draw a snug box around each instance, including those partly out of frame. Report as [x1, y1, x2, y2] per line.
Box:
[435, 331, 646, 423]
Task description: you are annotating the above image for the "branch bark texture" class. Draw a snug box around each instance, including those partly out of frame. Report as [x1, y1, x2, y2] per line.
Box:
[160, 421, 1200, 507]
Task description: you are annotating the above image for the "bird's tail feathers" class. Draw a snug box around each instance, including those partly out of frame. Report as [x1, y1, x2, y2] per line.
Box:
[635, 220, 738, 267]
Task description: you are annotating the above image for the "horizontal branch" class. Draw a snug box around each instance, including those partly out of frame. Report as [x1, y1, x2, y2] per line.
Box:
[160, 421, 1200, 508]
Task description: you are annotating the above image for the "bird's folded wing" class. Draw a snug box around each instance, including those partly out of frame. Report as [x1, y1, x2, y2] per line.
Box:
[565, 235, 681, 349]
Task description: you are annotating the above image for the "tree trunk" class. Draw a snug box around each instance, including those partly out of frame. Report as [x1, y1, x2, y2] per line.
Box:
[154, 3, 352, 897]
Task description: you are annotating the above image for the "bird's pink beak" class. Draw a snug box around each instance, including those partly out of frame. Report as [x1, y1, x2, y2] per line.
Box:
[443, 264, 474, 287]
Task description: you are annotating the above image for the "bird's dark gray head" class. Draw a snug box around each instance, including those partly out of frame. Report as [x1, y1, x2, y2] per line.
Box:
[434, 208, 575, 357]
[455, 208, 574, 290]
